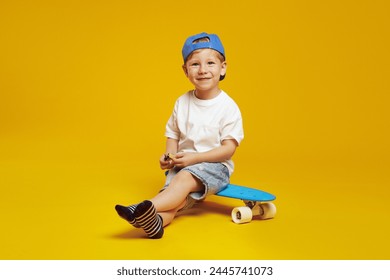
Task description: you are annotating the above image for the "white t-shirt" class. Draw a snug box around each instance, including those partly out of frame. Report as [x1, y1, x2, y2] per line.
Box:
[165, 90, 244, 174]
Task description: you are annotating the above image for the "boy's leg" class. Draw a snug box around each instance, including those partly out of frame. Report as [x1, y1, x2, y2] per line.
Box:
[134, 197, 187, 238]
[134, 200, 164, 239]
[115, 170, 202, 238]
[115, 201, 185, 237]
[151, 170, 203, 212]
[158, 199, 187, 227]
[115, 204, 140, 228]
[134, 171, 202, 238]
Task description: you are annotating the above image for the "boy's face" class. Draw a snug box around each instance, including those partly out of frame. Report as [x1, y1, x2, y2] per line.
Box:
[183, 48, 227, 95]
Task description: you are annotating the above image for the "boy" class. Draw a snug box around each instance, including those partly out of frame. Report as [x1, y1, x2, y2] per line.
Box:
[115, 32, 244, 239]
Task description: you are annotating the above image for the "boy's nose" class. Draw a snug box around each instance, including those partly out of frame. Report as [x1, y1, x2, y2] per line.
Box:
[198, 63, 207, 74]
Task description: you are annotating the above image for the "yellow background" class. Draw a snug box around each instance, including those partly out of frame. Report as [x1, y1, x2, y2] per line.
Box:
[1, 0, 389, 259]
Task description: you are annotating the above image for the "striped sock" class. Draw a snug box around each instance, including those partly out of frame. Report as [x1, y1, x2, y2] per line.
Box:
[134, 200, 164, 239]
[115, 204, 140, 228]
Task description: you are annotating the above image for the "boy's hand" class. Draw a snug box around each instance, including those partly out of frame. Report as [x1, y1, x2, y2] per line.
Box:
[171, 152, 198, 168]
[160, 153, 175, 170]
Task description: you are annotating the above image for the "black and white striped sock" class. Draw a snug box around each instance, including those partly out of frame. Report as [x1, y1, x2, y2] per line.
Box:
[115, 204, 140, 228]
[134, 200, 164, 239]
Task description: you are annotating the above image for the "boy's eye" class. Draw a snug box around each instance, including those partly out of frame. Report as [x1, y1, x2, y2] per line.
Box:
[207, 61, 215, 65]
[191, 63, 199, 66]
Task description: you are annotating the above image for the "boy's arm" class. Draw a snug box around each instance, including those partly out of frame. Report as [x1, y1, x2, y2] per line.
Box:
[165, 137, 178, 154]
[171, 139, 237, 168]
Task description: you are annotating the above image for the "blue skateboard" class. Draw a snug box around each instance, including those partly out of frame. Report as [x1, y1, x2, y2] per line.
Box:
[216, 184, 276, 224]
[164, 153, 276, 223]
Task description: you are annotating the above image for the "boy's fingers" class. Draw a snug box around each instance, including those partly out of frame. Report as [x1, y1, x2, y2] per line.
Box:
[174, 153, 183, 158]
[164, 153, 176, 161]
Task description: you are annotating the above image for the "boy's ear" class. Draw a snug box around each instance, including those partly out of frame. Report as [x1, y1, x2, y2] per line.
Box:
[221, 61, 227, 76]
[182, 65, 188, 76]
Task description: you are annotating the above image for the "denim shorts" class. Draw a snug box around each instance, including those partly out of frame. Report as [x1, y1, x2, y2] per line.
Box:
[162, 162, 230, 210]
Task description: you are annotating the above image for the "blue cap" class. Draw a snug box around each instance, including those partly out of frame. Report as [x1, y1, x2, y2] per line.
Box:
[182, 32, 225, 62]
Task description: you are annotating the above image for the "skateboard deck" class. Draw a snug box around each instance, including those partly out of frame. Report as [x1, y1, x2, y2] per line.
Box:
[215, 184, 276, 224]
[216, 184, 276, 201]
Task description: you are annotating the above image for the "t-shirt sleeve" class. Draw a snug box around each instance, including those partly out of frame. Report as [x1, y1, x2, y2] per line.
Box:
[221, 105, 244, 145]
[165, 100, 180, 140]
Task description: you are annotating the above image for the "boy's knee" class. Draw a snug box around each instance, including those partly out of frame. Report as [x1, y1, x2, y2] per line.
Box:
[170, 170, 203, 192]
[177, 170, 194, 180]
